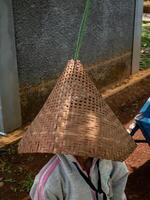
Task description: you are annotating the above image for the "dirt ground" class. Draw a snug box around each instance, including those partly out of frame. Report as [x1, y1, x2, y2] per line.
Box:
[0, 78, 150, 200]
[125, 129, 150, 200]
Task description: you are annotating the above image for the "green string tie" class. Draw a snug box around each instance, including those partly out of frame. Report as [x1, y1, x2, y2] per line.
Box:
[73, 0, 91, 61]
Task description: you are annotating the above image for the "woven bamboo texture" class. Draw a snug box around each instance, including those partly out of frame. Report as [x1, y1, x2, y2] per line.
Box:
[18, 60, 136, 161]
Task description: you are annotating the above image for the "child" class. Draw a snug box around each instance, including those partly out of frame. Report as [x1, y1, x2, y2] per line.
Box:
[18, 60, 136, 200]
[30, 154, 128, 200]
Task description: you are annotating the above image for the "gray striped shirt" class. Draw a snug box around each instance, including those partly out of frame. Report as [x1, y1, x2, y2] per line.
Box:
[30, 154, 128, 200]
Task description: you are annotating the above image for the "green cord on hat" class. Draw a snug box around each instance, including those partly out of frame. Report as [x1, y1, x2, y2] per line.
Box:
[73, 0, 91, 61]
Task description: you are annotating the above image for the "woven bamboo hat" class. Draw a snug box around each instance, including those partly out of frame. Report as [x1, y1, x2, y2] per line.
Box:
[18, 59, 136, 161]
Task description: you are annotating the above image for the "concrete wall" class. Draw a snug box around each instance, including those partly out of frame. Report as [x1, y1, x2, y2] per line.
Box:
[12, 0, 135, 123]
[0, 0, 21, 132]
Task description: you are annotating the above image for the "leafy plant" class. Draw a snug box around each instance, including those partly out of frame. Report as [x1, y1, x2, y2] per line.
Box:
[21, 173, 34, 192]
[140, 23, 150, 69]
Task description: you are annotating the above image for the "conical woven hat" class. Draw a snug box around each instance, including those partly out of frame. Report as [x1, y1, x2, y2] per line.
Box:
[18, 60, 136, 161]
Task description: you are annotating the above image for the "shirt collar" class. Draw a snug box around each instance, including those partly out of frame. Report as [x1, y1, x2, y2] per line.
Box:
[64, 154, 99, 172]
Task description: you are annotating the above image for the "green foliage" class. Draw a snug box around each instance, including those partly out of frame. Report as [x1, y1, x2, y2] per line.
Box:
[140, 23, 150, 69]
[21, 173, 34, 192]
[141, 23, 150, 48]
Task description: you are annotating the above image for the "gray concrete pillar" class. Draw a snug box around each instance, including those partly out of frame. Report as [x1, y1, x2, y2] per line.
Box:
[131, 0, 143, 74]
[0, 0, 21, 133]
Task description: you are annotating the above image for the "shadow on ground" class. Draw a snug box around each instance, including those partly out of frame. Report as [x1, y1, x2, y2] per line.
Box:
[126, 160, 150, 200]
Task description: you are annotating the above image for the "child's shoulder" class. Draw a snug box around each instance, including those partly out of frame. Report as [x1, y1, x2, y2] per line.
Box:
[100, 159, 127, 167]
[37, 155, 61, 181]
[99, 159, 128, 174]
[30, 155, 61, 199]
[111, 160, 128, 170]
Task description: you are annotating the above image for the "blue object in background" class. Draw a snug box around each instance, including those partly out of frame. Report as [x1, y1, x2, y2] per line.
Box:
[130, 98, 150, 144]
